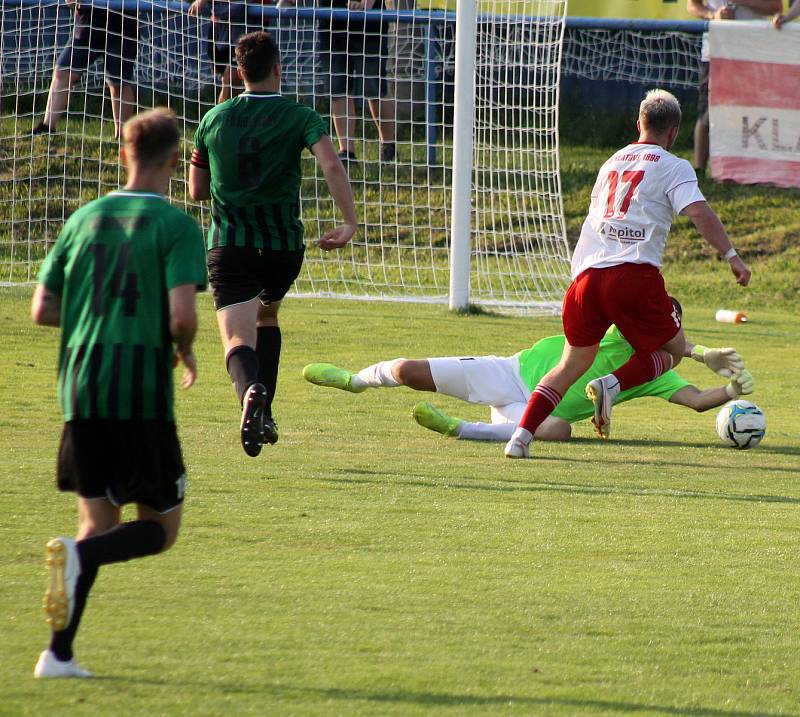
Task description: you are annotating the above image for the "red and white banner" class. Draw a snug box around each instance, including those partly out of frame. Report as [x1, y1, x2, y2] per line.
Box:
[709, 21, 800, 188]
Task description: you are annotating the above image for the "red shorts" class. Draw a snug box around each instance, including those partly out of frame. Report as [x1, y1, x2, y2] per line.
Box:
[562, 263, 680, 353]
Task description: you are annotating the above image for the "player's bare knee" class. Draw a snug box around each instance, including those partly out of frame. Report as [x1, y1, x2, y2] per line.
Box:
[77, 498, 120, 538]
[138, 504, 181, 552]
[534, 418, 571, 442]
[78, 516, 118, 540]
[53, 68, 75, 86]
[662, 330, 685, 370]
[257, 300, 280, 326]
[393, 359, 434, 390]
[392, 359, 415, 386]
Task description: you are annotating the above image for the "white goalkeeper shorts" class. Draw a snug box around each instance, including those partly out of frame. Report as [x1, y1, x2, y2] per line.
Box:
[428, 354, 531, 416]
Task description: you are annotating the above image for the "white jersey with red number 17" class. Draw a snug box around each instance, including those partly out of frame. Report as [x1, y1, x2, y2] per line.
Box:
[570, 142, 705, 280]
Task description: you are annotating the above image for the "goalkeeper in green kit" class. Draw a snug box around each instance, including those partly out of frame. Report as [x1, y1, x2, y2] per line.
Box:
[303, 300, 755, 443]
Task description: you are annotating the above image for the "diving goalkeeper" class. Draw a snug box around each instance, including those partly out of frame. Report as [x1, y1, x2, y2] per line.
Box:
[303, 308, 753, 443]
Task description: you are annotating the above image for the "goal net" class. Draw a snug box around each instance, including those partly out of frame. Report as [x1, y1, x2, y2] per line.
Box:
[562, 23, 702, 88]
[0, 0, 570, 310]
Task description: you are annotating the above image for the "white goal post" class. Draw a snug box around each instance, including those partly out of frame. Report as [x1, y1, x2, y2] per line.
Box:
[0, 0, 571, 311]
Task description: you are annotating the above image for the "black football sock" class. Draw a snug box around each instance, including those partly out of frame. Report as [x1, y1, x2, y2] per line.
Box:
[256, 326, 281, 419]
[49, 564, 98, 662]
[49, 521, 166, 662]
[226, 345, 260, 405]
[77, 520, 167, 571]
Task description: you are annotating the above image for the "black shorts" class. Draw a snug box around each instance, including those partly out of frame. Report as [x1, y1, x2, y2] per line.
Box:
[207, 246, 305, 310]
[327, 34, 388, 99]
[57, 420, 186, 513]
[56, 10, 138, 84]
[697, 61, 710, 121]
[206, 3, 252, 75]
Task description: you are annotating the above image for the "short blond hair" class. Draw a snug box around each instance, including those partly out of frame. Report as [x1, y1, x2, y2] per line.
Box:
[639, 89, 681, 134]
[122, 108, 180, 170]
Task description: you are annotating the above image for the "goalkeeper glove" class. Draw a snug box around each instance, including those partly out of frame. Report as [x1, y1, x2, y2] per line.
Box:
[725, 369, 755, 398]
[691, 345, 745, 378]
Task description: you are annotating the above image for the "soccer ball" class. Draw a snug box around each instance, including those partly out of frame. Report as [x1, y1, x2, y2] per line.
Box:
[715, 400, 766, 449]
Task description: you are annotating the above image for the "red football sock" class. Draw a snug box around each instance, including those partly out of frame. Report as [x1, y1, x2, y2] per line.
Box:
[519, 384, 563, 435]
[612, 350, 672, 391]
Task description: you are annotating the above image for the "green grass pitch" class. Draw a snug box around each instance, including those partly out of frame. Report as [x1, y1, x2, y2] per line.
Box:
[1, 287, 798, 716]
[2, 105, 799, 713]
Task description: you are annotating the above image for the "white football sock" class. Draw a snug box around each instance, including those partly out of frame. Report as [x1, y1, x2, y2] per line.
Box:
[601, 374, 621, 403]
[350, 375, 368, 389]
[355, 359, 403, 388]
[510, 426, 533, 444]
[608, 378, 621, 403]
[457, 421, 516, 442]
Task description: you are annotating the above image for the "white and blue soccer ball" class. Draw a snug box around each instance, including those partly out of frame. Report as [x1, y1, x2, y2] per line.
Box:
[715, 400, 766, 450]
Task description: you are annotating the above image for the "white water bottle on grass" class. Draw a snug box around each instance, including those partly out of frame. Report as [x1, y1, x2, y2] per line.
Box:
[715, 309, 748, 324]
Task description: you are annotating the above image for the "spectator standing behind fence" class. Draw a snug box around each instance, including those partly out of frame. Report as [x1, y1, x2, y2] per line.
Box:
[279, 0, 396, 163]
[189, 0, 271, 103]
[686, 0, 780, 174]
[773, 0, 800, 26]
[32, 0, 138, 138]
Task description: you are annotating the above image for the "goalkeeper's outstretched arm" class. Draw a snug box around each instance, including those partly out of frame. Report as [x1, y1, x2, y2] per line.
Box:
[668, 370, 755, 412]
[684, 341, 745, 378]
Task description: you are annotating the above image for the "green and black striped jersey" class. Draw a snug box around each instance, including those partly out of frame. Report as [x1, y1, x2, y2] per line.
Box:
[191, 91, 328, 252]
[38, 190, 207, 422]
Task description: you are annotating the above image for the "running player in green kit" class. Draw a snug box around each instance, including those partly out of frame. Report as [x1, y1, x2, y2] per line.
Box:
[303, 301, 755, 443]
[31, 108, 207, 678]
[189, 31, 358, 458]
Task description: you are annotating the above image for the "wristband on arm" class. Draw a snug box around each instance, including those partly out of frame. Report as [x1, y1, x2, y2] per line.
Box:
[690, 345, 708, 364]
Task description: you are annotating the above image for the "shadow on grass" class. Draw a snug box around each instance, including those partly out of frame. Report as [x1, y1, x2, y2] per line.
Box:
[323, 470, 800, 505]
[561, 436, 800, 457]
[91, 678, 799, 717]
[277, 687, 800, 717]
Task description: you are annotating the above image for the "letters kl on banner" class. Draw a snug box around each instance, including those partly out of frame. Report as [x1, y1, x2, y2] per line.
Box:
[709, 21, 800, 189]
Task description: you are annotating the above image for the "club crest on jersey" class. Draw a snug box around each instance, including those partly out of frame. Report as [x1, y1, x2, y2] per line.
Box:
[601, 223, 646, 243]
[671, 306, 681, 328]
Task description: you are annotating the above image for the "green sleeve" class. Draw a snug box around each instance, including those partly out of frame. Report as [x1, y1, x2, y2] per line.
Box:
[620, 369, 692, 403]
[301, 107, 328, 150]
[37, 227, 69, 294]
[192, 117, 209, 166]
[164, 214, 208, 291]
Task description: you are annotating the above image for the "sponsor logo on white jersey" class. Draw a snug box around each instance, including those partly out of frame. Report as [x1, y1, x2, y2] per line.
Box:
[601, 223, 646, 242]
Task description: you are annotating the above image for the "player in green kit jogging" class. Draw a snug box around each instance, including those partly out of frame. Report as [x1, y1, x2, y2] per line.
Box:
[189, 31, 358, 458]
[30, 108, 207, 678]
[303, 301, 755, 443]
